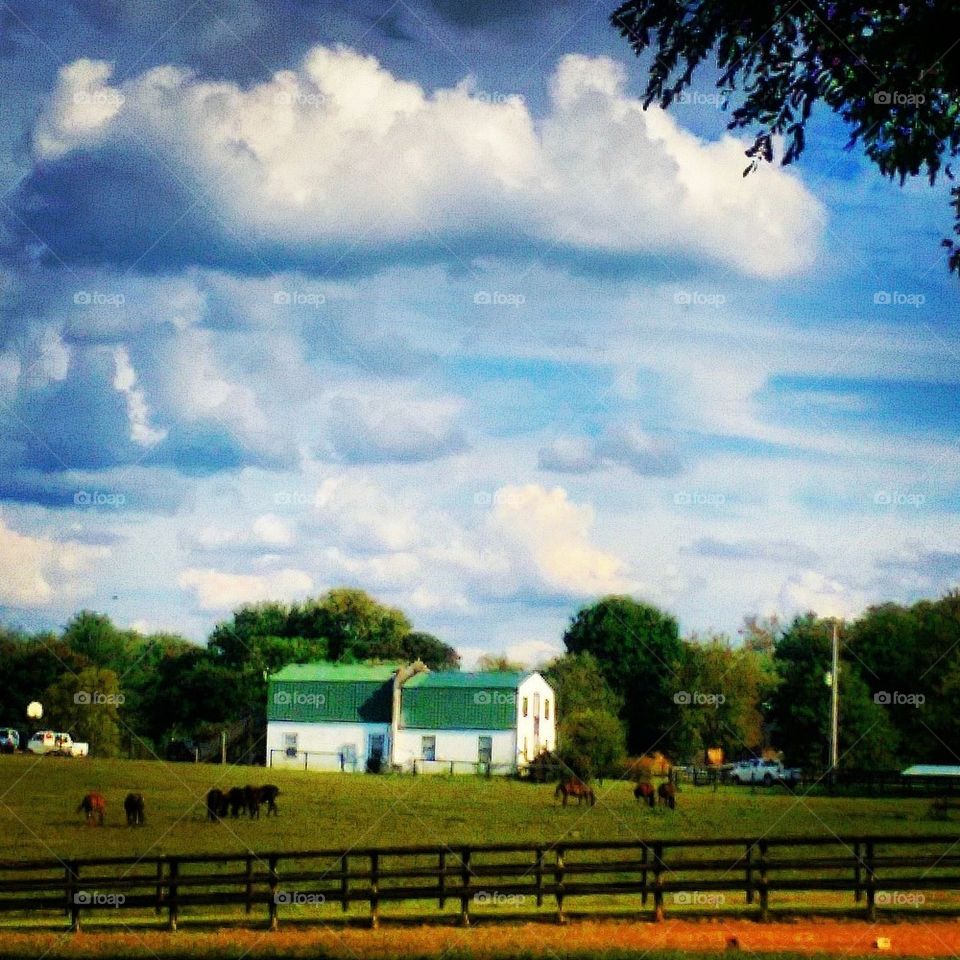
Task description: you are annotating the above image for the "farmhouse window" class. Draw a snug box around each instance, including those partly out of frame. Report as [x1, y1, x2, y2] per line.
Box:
[522, 697, 528, 717]
[544, 699, 550, 719]
[283, 733, 298, 757]
[422, 736, 436, 761]
[478, 736, 493, 764]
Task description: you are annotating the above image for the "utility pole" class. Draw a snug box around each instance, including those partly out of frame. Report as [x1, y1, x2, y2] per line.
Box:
[829, 619, 840, 778]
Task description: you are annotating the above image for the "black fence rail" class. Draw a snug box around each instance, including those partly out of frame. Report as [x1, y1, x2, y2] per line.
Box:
[3, 834, 960, 932]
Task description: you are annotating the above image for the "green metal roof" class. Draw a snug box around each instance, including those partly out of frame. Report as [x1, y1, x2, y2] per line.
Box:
[267, 662, 399, 723]
[403, 671, 530, 689]
[268, 662, 402, 683]
[399, 672, 528, 730]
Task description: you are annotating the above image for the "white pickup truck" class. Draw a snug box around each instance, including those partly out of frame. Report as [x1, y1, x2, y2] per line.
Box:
[729, 758, 800, 786]
[26, 731, 89, 757]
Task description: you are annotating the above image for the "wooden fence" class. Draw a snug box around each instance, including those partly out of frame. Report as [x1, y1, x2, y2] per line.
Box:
[3, 834, 960, 932]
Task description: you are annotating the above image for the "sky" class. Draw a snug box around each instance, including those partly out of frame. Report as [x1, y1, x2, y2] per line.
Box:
[1, 0, 958, 668]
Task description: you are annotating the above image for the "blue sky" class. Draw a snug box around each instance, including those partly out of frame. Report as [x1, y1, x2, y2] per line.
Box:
[1, 0, 958, 666]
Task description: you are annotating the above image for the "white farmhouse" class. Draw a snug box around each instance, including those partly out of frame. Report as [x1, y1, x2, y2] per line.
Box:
[393, 670, 555, 773]
[266, 661, 556, 774]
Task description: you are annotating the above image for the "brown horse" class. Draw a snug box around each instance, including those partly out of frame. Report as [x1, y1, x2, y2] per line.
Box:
[77, 791, 105, 826]
[206, 787, 228, 822]
[634, 781, 655, 808]
[555, 778, 596, 807]
[259, 784, 280, 816]
[657, 781, 677, 810]
[124, 792, 145, 826]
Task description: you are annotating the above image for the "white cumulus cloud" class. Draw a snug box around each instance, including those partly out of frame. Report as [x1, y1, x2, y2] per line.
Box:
[177, 567, 313, 611]
[33, 46, 824, 277]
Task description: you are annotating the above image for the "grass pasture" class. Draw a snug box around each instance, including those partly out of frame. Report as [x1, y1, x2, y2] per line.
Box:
[1, 754, 960, 935]
[1, 754, 956, 861]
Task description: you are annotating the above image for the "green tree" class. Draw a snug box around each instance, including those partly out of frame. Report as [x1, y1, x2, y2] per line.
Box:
[563, 596, 683, 756]
[558, 709, 627, 781]
[847, 592, 960, 763]
[611, 1, 960, 273]
[675, 634, 778, 762]
[62, 611, 130, 671]
[0, 633, 89, 728]
[43, 666, 124, 757]
[770, 614, 898, 771]
[543, 652, 623, 721]
[476, 653, 525, 672]
[286, 589, 412, 662]
[400, 632, 460, 670]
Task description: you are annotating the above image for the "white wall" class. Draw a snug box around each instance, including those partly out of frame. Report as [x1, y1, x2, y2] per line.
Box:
[516, 674, 556, 763]
[393, 728, 516, 773]
[267, 720, 391, 772]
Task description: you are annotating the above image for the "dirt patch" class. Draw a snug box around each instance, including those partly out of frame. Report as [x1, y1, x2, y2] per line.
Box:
[3, 918, 960, 958]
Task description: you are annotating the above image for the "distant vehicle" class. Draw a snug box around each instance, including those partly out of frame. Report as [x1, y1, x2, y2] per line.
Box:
[729, 758, 800, 786]
[0, 728, 19, 753]
[26, 731, 87, 757]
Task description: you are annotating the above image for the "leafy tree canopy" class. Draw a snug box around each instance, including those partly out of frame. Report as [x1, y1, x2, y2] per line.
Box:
[612, 0, 960, 272]
[563, 595, 683, 755]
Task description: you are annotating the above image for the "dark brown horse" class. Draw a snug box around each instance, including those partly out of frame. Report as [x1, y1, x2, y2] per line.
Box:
[657, 781, 677, 810]
[244, 785, 261, 819]
[77, 791, 105, 826]
[555, 778, 596, 807]
[124, 792, 145, 826]
[206, 787, 228, 822]
[227, 786, 246, 818]
[634, 781, 655, 808]
[259, 784, 280, 816]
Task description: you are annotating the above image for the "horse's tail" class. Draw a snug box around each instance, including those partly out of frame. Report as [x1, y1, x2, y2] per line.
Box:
[554, 782, 563, 798]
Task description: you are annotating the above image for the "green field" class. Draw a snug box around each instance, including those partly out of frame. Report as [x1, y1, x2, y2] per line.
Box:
[0, 753, 955, 861]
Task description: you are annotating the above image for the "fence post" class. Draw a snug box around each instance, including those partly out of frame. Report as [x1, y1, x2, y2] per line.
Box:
[67, 861, 80, 932]
[745, 843, 753, 905]
[854, 842, 862, 903]
[535, 846, 544, 908]
[641, 845, 648, 906]
[758, 840, 769, 922]
[155, 859, 163, 916]
[439, 850, 446, 909]
[865, 841, 876, 921]
[555, 846, 567, 924]
[653, 842, 665, 921]
[340, 854, 349, 912]
[168, 858, 179, 932]
[459, 847, 471, 926]
[245, 855, 253, 915]
[370, 852, 380, 928]
[268, 854, 279, 930]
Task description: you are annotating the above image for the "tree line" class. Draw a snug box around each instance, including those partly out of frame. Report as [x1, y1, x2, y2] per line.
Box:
[2, 588, 959, 773]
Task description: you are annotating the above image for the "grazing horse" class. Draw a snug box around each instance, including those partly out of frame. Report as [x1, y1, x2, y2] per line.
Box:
[634, 781, 656, 808]
[243, 785, 261, 819]
[206, 787, 228, 822]
[555, 778, 596, 807]
[77, 791, 106, 826]
[657, 781, 677, 810]
[124, 792, 145, 826]
[259, 784, 280, 816]
[227, 786, 246, 818]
